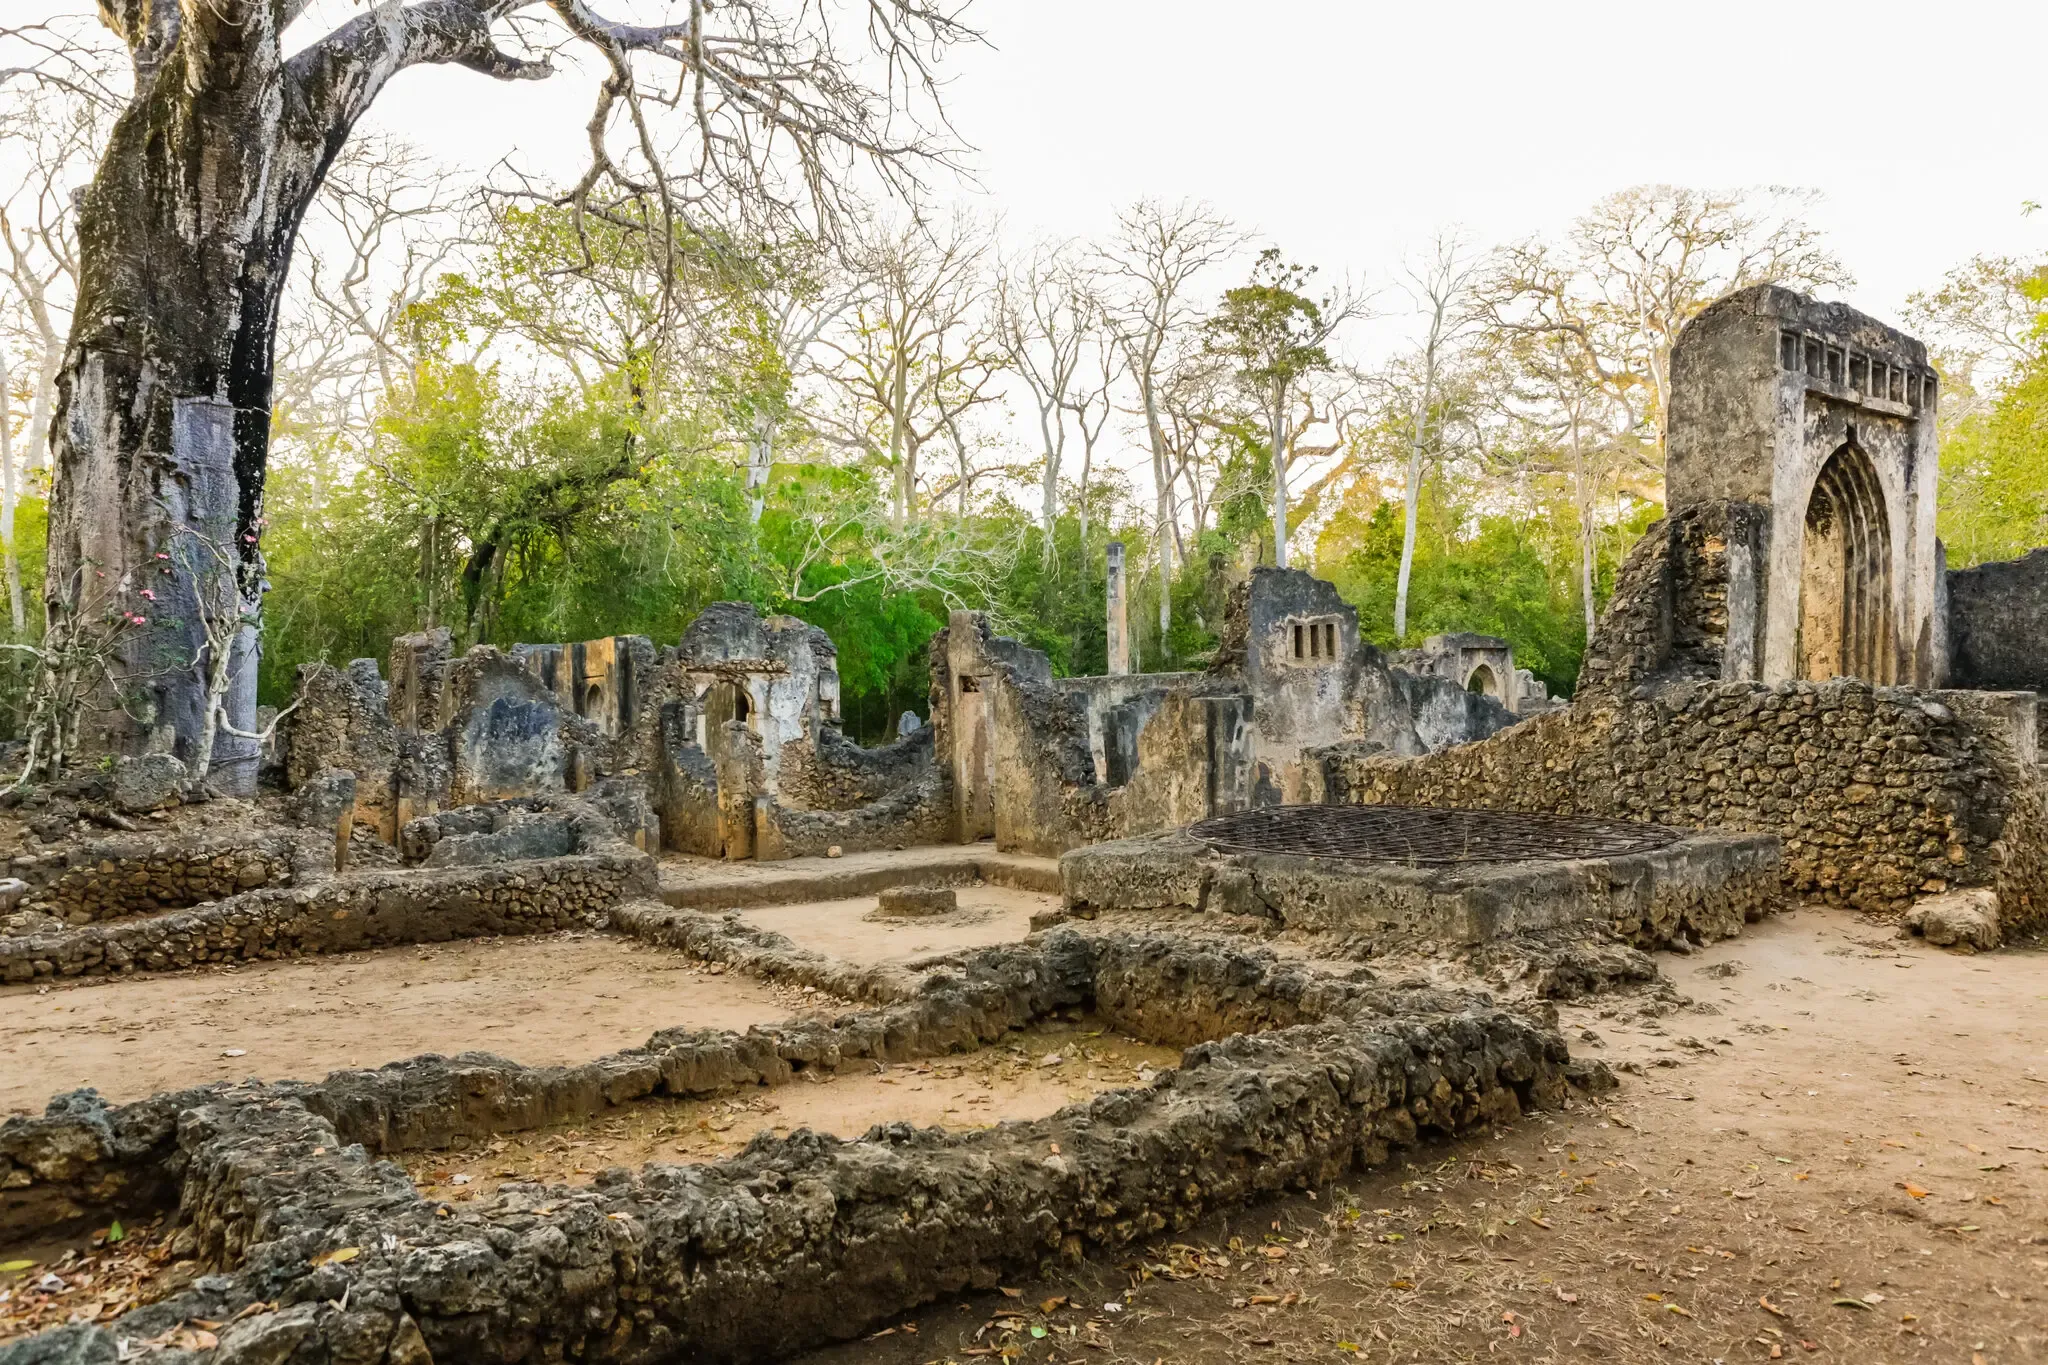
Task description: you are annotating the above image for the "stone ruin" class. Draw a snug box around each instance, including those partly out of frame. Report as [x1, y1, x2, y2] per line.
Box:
[274, 560, 1523, 871]
[3, 281, 2046, 1364]
[1390, 632, 1557, 715]
[1309, 286, 2048, 936]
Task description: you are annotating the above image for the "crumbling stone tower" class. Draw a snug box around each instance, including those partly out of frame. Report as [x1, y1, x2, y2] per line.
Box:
[1666, 285, 1942, 687]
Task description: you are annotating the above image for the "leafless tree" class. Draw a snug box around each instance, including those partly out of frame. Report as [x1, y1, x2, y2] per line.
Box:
[1097, 199, 1245, 637]
[813, 212, 1004, 528]
[719, 233, 856, 524]
[995, 242, 1109, 561]
[0, 343, 24, 631]
[1905, 254, 2048, 383]
[272, 134, 468, 470]
[0, 89, 101, 471]
[1390, 231, 1484, 638]
[1060, 320, 1122, 554]
[1571, 185, 1851, 452]
[1904, 252, 2048, 444]
[3, 0, 973, 781]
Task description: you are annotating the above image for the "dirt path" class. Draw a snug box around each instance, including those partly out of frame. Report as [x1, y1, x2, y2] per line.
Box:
[791, 907, 2048, 1365]
[0, 932, 808, 1113]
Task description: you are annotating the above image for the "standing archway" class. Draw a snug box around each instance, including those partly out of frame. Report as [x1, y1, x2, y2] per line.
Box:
[1798, 442, 1895, 683]
[1465, 664, 1500, 698]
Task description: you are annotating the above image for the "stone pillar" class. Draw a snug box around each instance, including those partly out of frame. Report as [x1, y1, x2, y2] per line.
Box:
[1106, 540, 1129, 676]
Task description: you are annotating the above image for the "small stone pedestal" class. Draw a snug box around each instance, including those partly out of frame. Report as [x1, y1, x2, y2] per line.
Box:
[876, 886, 957, 918]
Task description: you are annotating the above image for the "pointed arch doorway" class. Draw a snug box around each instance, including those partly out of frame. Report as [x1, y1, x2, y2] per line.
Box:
[1798, 441, 1895, 683]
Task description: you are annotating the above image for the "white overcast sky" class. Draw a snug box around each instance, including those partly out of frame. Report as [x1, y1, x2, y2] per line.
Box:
[348, 0, 2048, 334]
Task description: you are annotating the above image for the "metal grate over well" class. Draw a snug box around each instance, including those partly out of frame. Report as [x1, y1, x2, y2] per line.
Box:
[1186, 804, 1682, 867]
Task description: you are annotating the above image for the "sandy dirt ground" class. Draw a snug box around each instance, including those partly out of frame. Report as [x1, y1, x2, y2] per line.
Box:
[736, 887, 1054, 965]
[398, 1015, 1182, 1202]
[789, 907, 2048, 1365]
[0, 932, 816, 1114]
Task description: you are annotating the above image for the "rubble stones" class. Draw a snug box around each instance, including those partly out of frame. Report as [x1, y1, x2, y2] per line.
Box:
[0, 851, 651, 983]
[14, 831, 300, 927]
[0, 795, 655, 982]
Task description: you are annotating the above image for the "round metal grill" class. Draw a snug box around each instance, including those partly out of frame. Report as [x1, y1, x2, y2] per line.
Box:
[1186, 804, 1681, 867]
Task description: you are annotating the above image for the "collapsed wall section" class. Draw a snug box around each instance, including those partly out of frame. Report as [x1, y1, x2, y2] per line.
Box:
[13, 831, 300, 926]
[0, 794, 657, 983]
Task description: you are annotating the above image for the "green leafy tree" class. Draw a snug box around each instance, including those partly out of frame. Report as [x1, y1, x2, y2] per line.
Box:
[1203, 249, 1352, 568]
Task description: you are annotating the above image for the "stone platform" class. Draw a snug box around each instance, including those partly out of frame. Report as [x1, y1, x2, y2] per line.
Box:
[1060, 816, 1782, 950]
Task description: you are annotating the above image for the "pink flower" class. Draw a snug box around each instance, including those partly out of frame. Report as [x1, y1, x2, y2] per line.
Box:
[155, 552, 170, 560]
[139, 589, 156, 600]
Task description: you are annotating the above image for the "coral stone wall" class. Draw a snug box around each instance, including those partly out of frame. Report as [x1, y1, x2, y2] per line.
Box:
[774, 725, 935, 812]
[1947, 547, 2048, 696]
[0, 853, 654, 982]
[1318, 679, 2048, 927]
[19, 834, 300, 925]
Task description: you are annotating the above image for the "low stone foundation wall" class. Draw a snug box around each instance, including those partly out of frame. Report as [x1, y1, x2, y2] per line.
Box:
[1062, 828, 1781, 950]
[1315, 679, 2048, 926]
[0, 851, 655, 982]
[2, 924, 1576, 1364]
[15, 832, 301, 926]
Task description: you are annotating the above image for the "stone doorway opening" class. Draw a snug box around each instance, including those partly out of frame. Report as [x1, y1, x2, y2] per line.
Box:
[1799, 441, 1895, 683]
[1465, 663, 1499, 698]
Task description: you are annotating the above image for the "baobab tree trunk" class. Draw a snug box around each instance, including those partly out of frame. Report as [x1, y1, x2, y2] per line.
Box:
[44, 0, 552, 789]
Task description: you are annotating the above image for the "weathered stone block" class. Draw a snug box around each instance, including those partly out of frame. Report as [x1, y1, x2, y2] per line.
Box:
[109, 753, 186, 813]
[875, 886, 956, 917]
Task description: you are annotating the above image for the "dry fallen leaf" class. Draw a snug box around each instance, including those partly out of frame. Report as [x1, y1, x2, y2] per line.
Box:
[1898, 1182, 1931, 1199]
[309, 1247, 361, 1267]
[1760, 1295, 1788, 1317]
